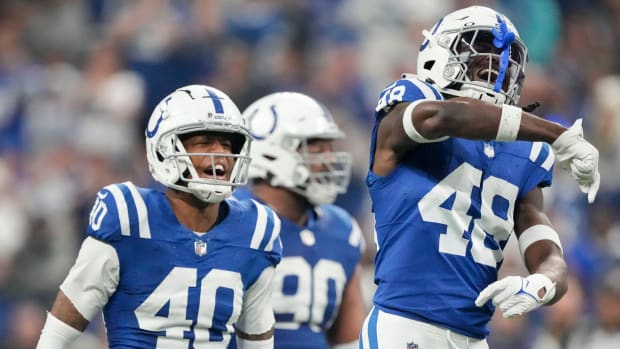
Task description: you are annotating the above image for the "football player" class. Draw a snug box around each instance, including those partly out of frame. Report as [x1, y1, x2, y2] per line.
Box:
[360, 6, 600, 348]
[234, 92, 366, 349]
[37, 85, 282, 349]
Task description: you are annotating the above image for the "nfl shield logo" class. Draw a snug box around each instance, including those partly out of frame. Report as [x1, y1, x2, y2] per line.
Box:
[407, 342, 418, 349]
[194, 240, 207, 256]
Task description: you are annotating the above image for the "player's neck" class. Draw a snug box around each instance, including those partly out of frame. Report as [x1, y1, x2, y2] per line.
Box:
[251, 183, 311, 226]
[165, 190, 221, 233]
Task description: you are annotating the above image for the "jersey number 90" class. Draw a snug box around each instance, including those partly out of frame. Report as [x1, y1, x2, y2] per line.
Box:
[273, 257, 347, 332]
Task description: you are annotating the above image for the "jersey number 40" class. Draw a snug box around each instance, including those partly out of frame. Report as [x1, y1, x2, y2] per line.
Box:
[135, 267, 242, 348]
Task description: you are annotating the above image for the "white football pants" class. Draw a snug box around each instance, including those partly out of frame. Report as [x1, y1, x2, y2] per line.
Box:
[359, 307, 489, 349]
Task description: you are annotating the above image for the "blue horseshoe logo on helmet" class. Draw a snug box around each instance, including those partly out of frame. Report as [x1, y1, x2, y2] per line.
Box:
[146, 96, 172, 138]
[249, 105, 278, 140]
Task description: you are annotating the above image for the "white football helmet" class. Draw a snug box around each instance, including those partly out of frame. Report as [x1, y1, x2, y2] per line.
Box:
[242, 92, 352, 206]
[145, 85, 252, 203]
[417, 6, 527, 105]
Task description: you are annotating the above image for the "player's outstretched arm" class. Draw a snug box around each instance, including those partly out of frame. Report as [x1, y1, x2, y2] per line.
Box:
[475, 187, 567, 318]
[411, 98, 565, 141]
[327, 265, 366, 349]
[376, 97, 600, 201]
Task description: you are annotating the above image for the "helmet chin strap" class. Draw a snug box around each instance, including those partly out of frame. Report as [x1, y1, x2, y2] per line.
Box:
[187, 182, 232, 203]
[303, 182, 339, 206]
[181, 151, 232, 203]
[446, 86, 508, 105]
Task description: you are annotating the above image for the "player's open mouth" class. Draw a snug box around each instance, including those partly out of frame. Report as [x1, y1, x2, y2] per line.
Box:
[477, 68, 499, 82]
[205, 164, 227, 179]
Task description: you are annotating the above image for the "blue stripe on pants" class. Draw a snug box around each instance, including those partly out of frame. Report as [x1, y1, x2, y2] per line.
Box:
[368, 307, 379, 349]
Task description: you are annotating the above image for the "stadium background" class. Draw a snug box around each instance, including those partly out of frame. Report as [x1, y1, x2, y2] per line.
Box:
[0, 0, 619, 348]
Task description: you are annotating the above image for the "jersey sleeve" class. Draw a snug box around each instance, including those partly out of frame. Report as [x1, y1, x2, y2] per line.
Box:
[375, 74, 443, 114]
[235, 266, 276, 335]
[320, 205, 364, 282]
[369, 75, 445, 173]
[328, 205, 366, 254]
[86, 181, 152, 242]
[349, 217, 366, 254]
[521, 142, 555, 195]
[247, 200, 282, 266]
[59, 237, 120, 321]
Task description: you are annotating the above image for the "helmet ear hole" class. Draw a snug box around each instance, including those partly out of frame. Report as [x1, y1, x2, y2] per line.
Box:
[230, 133, 246, 154]
[292, 165, 310, 186]
[424, 61, 435, 70]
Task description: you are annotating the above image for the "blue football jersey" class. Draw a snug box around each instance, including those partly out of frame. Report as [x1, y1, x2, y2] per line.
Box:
[233, 188, 364, 349]
[87, 182, 282, 348]
[367, 75, 555, 338]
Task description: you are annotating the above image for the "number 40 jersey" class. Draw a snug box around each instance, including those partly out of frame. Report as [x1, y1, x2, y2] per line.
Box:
[60, 182, 282, 349]
[367, 75, 555, 339]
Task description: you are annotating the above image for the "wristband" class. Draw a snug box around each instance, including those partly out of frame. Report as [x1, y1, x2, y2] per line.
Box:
[237, 336, 274, 349]
[496, 104, 522, 141]
[331, 341, 359, 349]
[36, 312, 82, 349]
[518, 224, 563, 259]
[402, 101, 449, 143]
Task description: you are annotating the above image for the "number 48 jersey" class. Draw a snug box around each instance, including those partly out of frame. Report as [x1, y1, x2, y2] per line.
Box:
[367, 75, 555, 338]
[60, 182, 282, 349]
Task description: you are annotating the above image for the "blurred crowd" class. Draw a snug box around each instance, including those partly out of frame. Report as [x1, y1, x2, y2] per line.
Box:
[0, 0, 619, 348]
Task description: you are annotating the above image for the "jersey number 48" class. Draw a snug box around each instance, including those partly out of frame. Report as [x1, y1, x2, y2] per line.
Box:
[418, 162, 519, 267]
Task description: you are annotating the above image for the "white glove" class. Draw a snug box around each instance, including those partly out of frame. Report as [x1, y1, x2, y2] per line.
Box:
[474, 274, 556, 319]
[551, 118, 600, 203]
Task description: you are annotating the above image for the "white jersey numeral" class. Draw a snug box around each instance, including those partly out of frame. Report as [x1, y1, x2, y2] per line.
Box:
[418, 162, 518, 267]
[89, 196, 108, 231]
[273, 257, 346, 332]
[376, 83, 405, 111]
[134, 267, 242, 348]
